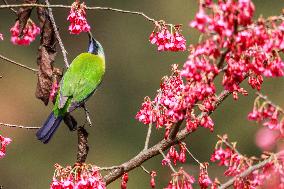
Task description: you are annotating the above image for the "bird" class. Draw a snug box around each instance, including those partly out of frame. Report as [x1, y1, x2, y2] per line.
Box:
[36, 33, 105, 144]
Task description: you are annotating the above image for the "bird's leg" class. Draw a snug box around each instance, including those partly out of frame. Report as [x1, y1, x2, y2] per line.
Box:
[82, 104, 92, 127]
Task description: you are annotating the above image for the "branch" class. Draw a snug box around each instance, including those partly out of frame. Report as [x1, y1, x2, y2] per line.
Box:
[159, 149, 177, 173]
[0, 122, 40, 129]
[44, 0, 69, 68]
[103, 89, 232, 185]
[143, 123, 153, 150]
[1, 0, 16, 14]
[256, 92, 284, 114]
[0, 4, 166, 25]
[181, 142, 202, 166]
[76, 126, 89, 163]
[218, 153, 278, 189]
[0, 54, 38, 73]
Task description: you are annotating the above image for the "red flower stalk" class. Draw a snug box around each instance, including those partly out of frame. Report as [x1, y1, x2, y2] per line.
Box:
[121, 172, 128, 189]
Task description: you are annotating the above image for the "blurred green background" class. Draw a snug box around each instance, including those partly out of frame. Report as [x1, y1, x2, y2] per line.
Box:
[0, 0, 284, 188]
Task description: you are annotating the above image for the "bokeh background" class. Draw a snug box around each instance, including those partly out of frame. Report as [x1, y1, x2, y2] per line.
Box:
[0, 0, 284, 188]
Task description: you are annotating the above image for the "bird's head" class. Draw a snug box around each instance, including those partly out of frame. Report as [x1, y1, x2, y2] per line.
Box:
[88, 32, 105, 59]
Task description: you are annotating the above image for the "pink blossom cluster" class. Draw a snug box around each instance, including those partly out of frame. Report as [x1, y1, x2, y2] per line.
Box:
[136, 65, 186, 129]
[10, 20, 40, 45]
[0, 33, 3, 40]
[136, 64, 216, 137]
[149, 25, 186, 52]
[209, 136, 284, 189]
[198, 164, 212, 189]
[0, 134, 12, 158]
[50, 164, 105, 189]
[211, 146, 243, 176]
[164, 168, 195, 189]
[67, 1, 91, 35]
[189, 0, 284, 99]
[162, 143, 186, 166]
[248, 99, 284, 134]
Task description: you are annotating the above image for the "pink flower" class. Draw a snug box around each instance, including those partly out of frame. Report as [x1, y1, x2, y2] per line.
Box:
[50, 82, 59, 101]
[50, 178, 63, 189]
[121, 173, 128, 189]
[164, 168, 195, 189]
[0, 135, 12, 159]
[150, 171, 156, 188]
[190, 9, 211, 32]
[200, 116, 214, 132]
[10, 20, 40, 45]
[67, 2, 90, 35]
[198, 165, 212, 189]
[248, 108, 261, 121]
[149, 25, 186, 52]
[63, 179, 74, 189]
[0, 33, 3, 40]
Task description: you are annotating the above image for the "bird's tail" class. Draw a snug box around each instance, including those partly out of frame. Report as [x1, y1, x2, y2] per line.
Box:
[36, 112, 63, 144]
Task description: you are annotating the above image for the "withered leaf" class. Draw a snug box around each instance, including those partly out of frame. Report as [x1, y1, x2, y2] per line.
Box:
[35, 7, 62, 105]
[17, 0, 38, 37]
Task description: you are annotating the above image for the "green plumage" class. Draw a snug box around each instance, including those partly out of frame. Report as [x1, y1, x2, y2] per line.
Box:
[53, 52, 105, 117]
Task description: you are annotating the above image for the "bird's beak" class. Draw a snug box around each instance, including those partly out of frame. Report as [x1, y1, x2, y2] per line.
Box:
[87, 32, 99, 55]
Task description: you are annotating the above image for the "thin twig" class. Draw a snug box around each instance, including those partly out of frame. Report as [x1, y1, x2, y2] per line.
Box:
[217, 135, 242, 156]
[0, 54, 38, 72]
[256, 92, 284, 114]
[143, 123, 152, 150]
[218, 153, 278, 189]
[2, 0, 17, 14]
[44, 0, 69, 68]
[159, 149, 177, 173]
[0, 4, 163, 25]
[82, 104, 92, 127]
[98, 165, 121, 171]
[181, 142, 202, 166]
[0, 122, 40, 129]
[140, 165, 150, 174]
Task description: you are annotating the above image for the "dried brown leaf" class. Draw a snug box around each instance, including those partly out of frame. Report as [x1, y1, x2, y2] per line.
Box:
[17, 0, 38, 37]
[35, 7, 62, 105]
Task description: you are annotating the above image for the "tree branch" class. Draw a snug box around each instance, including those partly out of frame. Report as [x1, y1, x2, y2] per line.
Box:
[76, 126, 89, 163]
[0, 122, 40, 129]
[256, 92, 284, 114]
[218, 153, 278, 189]
[0, 54, 38, 73]
[44, 0, 69, 68]
[0, 3, 167, 25]
[103, 88, 232, 185]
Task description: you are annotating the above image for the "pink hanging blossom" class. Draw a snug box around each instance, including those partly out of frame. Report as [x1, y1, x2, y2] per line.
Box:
[0, 134, 12, 158]
[67, 2, 91, 35]
[50, 164, 106, 189]
[198, 164, 212, 189]
[10, 20, 40, 45]
[164, 168, 195, 189]
[149, 25, 186, 52]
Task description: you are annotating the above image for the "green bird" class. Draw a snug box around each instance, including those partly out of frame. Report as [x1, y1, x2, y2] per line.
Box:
[36, 34, 105, 143]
